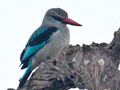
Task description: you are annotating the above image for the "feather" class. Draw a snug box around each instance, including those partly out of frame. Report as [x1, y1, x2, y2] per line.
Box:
[19, 62, 31, 88]
[20, 27, 57, 69]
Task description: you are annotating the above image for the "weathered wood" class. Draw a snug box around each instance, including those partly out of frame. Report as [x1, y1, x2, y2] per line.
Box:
[8, 28, 120, 90]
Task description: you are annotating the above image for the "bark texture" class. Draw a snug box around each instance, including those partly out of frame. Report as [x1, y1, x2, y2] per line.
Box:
[8, 28, 120, 90]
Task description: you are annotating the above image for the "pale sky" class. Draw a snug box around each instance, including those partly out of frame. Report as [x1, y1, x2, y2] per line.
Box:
[0, 0, 120, 90]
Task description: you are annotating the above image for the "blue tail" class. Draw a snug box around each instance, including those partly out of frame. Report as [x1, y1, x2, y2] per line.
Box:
[18, 65, 31, 88]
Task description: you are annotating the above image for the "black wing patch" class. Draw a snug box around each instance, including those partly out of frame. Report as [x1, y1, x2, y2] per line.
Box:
[28, 27, 57, 46]
[20, 27, 57, 69]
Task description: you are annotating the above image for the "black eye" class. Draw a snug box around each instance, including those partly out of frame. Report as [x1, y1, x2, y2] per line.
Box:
[52, 16, 62, 21]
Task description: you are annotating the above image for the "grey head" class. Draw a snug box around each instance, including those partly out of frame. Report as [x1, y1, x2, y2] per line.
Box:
[46, 8, 68, 21]
[42, 8, 82, 27]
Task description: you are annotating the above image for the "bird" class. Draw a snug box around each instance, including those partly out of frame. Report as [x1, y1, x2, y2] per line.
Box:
[18, 8, 82, 88]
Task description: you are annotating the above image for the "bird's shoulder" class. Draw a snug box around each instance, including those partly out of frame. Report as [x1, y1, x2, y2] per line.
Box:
[26, 26, 48, 46]
[27, 26, 58, 46]
[20, 26, 58, 61]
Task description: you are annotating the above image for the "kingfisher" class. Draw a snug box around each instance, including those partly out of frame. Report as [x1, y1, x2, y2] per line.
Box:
[18, 8, 82, 88]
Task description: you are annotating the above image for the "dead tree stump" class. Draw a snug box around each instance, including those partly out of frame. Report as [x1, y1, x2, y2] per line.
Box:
[9, 28, 120, 90]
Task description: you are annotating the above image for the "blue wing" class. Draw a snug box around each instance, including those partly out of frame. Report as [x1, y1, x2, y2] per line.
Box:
[20, 26, 57, 69]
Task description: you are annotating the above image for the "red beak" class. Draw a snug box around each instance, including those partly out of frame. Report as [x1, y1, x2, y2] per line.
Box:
[63, 17, 82, 26]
